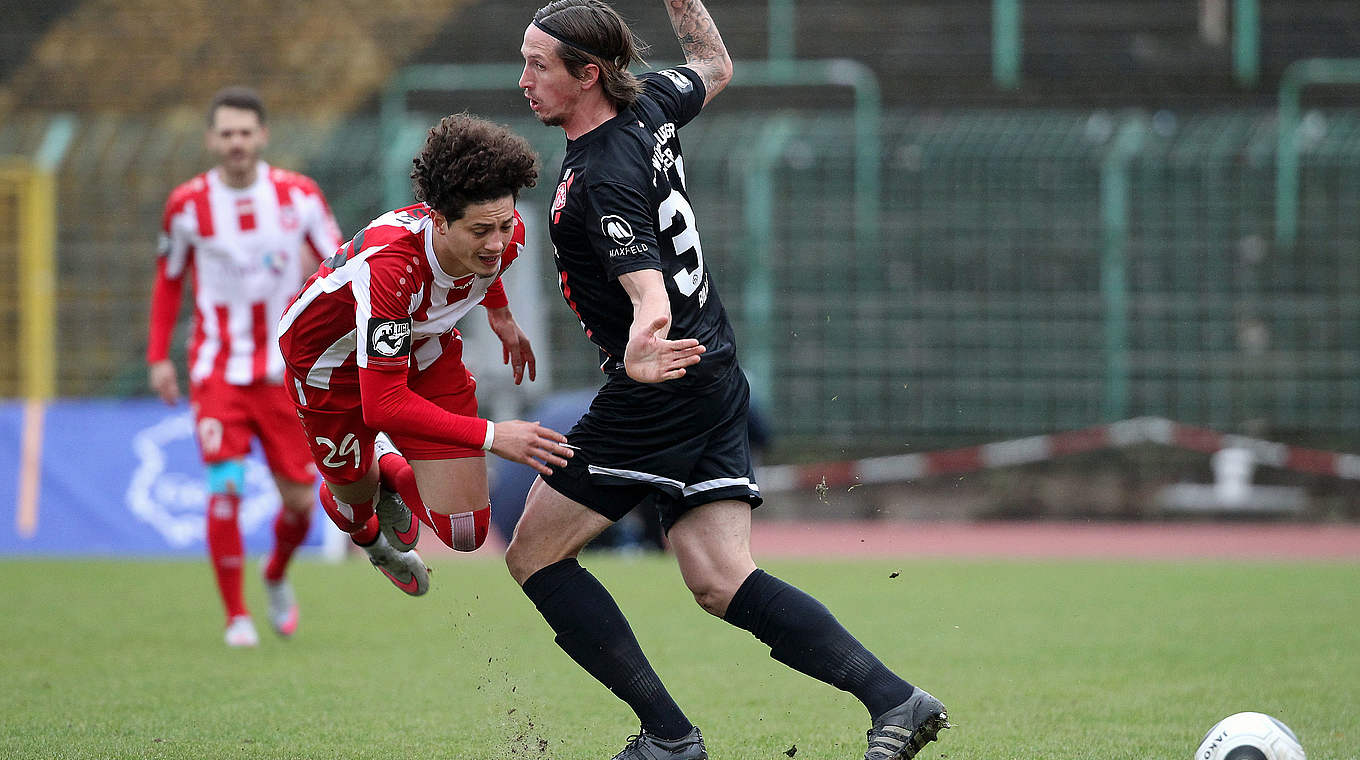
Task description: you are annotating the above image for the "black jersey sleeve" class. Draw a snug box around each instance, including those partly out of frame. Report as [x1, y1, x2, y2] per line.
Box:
[640, 67, 707, 128]
[584, 180, 662, 280]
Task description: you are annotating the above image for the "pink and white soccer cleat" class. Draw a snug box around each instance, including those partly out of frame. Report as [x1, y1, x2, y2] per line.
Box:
[224, 615, 260, 648]
[361, 533, 430, 596]
[263, 575, 299, 638]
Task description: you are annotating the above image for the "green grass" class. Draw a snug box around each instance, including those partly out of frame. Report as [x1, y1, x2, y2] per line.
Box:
[1, 555, 1357, 759]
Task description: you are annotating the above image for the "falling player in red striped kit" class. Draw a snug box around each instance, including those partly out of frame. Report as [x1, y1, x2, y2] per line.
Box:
[147, 87, 342, 647]
[278, 113, 574, 597]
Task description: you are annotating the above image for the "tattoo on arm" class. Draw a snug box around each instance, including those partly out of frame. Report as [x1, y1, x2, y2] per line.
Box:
[665, 0, 732, 100]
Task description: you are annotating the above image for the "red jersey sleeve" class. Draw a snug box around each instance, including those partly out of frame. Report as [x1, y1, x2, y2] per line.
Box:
[147, 258, 185, 363]
[299, 175, 343, 264]
[481, 278, 508, 310]
[358, 365, 489, 449]
[148, 186, 198, 363]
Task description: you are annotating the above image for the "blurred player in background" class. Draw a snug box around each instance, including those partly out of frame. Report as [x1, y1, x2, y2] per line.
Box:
[277, 114, 573, 598]
[147, 86, 341, 647]
[510, 2, 948, 759]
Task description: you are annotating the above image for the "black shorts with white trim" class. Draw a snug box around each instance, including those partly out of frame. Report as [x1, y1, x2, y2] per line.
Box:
[541, 363, 762, 532]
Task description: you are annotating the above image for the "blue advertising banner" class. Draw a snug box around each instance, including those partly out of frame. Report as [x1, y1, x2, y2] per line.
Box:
[0, 399, 336, 556]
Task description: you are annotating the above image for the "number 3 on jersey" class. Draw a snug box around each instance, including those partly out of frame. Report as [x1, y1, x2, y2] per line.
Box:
[658, 188, 705, 298]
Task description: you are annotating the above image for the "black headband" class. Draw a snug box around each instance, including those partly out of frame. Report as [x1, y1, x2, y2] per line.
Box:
[533, 17, 610, 60]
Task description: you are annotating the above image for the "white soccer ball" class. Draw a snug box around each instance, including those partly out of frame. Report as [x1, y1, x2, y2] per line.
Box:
[1195, 712, 1305, 760]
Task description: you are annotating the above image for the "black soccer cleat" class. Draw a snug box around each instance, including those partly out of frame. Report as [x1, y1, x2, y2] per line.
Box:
[864, 688, 950, 760]
[610, 726, 707, 760]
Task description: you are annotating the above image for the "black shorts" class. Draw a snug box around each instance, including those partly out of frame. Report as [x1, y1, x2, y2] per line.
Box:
[542, 365, 763, 532]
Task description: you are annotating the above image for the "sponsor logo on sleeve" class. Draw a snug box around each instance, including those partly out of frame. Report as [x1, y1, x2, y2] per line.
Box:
[367, 317, 412, 358]
[658, 69, 694, 93]
[601, 215, 647, 258]
[601, 215, 634, 245]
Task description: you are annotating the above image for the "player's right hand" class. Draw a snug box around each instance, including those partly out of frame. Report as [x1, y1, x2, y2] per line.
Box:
[489, 420, 574, 476]
[624, 315, 706, 383]
[149, 360, 180, 405]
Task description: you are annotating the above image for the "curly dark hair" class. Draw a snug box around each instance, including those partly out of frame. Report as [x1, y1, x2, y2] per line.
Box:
[411, 114, 539, 221]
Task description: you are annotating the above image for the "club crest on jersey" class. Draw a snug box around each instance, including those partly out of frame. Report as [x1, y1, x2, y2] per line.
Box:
[552, 169, 574, 214]
[658, 69, 694, 93]
[368, 317, 412, 358]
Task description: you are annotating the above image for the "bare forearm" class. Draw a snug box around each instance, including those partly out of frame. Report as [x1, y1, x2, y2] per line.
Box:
[629, 286, 672, 342]
[663, 0, 732, 102]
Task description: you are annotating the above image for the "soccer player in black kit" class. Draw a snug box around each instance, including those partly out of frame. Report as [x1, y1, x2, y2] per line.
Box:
[511, 2, 948, 758]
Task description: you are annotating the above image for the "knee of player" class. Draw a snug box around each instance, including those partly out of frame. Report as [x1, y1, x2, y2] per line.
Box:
[279, 489, 315, 514]
[503, 532, 558, 584]
[503, 537, 535, 583]
[205, 459, 246, 495]
[686, 578, 735, 618]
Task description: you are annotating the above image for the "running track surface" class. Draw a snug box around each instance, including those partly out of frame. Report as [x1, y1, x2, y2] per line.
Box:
[461, 521, 1360, 561]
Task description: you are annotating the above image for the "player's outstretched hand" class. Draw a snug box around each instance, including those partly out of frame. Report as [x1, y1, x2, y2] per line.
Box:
[489, 420, 573, 475]
[486, 306, 536, 384]
[624, 315, 705, 383]
[148, 359, 181, 405]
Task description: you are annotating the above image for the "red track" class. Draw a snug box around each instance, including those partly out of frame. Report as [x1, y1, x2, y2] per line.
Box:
[446, 521, 1360, 561]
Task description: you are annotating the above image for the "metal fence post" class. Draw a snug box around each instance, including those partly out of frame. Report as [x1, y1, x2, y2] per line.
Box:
[1275, 59, 1360, 248]
[993, 0, 1022, 90]
[742, 115, 798, 405]
[1232, 0, 1259, 88]
[1100, 116, 1146, 422]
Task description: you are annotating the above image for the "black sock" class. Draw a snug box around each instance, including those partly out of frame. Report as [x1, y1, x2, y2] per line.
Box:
[522, 558, 693, 740]
[724, 568, 914, 718]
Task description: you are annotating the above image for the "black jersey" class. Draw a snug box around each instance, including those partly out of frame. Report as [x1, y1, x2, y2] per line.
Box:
[547, 65, 737, 393]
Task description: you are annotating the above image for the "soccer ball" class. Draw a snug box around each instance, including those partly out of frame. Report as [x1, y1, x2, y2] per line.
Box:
[1195, 712, 1305, 760]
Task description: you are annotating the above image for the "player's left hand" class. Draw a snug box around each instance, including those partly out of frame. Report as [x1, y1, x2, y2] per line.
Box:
[486, 306, 536, 384]
[489, 419, 573, 475]
[624, 315, 705, 383]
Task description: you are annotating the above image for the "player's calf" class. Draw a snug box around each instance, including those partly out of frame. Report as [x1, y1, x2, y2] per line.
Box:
[374, 433, 490, 551]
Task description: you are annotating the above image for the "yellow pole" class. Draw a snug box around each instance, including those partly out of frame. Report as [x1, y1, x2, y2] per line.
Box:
[19, 166, 56, 400]
[13, 163, 55, 538]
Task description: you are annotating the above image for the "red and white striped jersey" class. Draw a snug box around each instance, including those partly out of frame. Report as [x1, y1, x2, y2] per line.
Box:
[148, 161, 341, 385]
[278, 203, 522, 407]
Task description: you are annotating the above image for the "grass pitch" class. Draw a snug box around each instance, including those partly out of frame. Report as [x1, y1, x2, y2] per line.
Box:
[2, 553, 1356, 759]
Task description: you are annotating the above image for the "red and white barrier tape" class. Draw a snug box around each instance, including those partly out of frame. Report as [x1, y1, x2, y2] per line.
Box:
[756, 416, 1360, 493]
